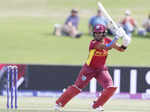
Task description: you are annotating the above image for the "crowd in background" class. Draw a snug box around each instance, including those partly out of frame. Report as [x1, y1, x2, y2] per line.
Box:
[53, 8, 150, 38]
[53, 9, 82, 38]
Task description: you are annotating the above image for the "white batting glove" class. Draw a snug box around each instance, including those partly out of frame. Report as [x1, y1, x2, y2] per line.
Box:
[115, 27, 124, 39]
[122, 35, 131, 47]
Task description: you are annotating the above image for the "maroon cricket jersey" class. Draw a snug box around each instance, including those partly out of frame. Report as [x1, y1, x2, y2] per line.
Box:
[85, 37, 112, 69]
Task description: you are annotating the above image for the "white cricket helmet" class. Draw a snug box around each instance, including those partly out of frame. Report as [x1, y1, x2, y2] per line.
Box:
[125, 10, 131, 16]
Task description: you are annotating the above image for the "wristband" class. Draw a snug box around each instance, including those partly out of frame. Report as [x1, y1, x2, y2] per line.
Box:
[120, 45, 127, 49]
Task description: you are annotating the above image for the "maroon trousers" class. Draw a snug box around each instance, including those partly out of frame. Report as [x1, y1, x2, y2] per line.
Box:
[75, 64, 113, 89]
[56, 64, 115, 107]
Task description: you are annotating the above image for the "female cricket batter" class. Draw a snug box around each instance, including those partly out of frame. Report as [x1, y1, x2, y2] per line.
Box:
[55, 24, 128, 112]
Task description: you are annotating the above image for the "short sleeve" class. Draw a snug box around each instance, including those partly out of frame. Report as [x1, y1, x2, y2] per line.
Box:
[89, 16, 94, 25]
[105, 37, 112, 44]
[89, 40, 99, 50]
[65, 16, 71, 24]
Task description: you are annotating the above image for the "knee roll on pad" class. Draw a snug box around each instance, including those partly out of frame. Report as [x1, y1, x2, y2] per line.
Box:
[56, 85, 81, 107]
[92, 87, 117, 108]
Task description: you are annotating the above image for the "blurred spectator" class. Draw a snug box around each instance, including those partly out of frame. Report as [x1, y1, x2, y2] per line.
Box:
[137, 27, 147, 36]
[138, 14, 150, 36]
[53, 9, 82, 38]
[142, 14, 150, 33]
[88, 9, 113, 35]
[120, 10, 137, 37]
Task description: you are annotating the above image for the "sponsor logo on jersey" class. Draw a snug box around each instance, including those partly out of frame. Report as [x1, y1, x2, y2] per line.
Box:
[95, 50, 108, 56]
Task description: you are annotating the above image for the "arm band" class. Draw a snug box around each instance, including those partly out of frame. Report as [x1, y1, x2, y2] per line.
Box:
[105, 37, 118, 48]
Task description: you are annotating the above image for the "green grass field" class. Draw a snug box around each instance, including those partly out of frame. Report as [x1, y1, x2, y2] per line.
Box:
[1, 1, 150, 112]
[0, 0, 150, 66]
[0, 96, 150, 112]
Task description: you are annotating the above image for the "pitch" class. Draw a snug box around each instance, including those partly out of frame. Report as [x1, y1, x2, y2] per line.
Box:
[0, 96, 150, 112]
